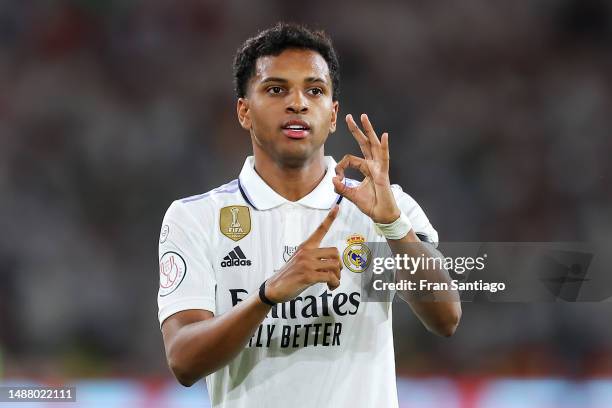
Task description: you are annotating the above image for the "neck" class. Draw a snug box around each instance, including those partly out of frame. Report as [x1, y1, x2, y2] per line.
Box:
[252, 150, 327, 202]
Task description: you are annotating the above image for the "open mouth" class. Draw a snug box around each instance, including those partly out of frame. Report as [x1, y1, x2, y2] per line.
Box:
[281, 120, 311, 139]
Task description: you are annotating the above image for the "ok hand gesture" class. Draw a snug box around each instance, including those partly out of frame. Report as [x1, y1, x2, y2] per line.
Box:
[332, 114, 401, 224]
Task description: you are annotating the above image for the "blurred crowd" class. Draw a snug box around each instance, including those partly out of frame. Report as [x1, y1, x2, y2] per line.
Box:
[1, 0, 611, 379]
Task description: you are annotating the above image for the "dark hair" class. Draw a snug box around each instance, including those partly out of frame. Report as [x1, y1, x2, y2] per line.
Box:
[233, 22, 340, 101]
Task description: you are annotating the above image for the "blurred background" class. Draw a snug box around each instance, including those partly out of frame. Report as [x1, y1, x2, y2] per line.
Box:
[1, 0, 611, 406]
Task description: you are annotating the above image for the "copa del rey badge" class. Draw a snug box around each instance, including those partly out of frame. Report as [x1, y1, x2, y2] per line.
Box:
[220, 206, 251, 241]
[342, 233, 372, 273]
[159, 251, 186, 297]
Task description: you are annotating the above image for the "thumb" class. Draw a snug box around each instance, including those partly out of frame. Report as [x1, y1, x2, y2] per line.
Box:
[333, 176, 355, 201]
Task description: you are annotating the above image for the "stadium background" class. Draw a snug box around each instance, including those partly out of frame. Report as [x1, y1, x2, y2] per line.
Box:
[1, 0, 611, 406]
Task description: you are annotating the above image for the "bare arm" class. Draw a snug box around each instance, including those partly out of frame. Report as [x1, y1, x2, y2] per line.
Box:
[160, 206, 342, 386]
[332, 113, 461, 338]
[387, 230, 461, 337]
[161, 294, 270, 386]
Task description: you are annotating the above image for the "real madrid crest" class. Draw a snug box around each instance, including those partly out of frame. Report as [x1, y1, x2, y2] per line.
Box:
[342, 233, 372, 273]
[220, 205, 251, 241]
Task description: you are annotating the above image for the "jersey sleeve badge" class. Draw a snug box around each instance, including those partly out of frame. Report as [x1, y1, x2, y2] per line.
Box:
[159, 251, 187, 296]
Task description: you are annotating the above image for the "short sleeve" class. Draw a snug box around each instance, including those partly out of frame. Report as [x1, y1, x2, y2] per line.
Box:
[157, 200, 217, 327]
[391, 184, 439, 247]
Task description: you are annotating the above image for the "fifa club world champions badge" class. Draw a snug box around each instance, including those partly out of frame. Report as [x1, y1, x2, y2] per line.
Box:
[220, 206, 251, 241]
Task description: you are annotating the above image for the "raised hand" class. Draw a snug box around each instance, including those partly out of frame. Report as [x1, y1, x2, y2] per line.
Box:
[265, 205, 342, 303]
[332, 113, 401, 224]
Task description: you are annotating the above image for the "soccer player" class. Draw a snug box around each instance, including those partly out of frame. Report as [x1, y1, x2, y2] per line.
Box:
[158, 22, 461, 407]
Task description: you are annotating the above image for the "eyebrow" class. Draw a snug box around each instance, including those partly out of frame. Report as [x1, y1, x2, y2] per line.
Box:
[259, 76, 328, 85]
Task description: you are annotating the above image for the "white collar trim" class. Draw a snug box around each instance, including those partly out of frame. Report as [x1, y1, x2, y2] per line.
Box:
[238, 156, 340, 210]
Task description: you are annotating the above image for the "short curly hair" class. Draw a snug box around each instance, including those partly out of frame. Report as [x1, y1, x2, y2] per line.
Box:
[233, 22, 340, 101]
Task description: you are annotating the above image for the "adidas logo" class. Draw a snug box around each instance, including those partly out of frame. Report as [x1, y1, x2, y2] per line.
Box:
[221, 246, 252, 268]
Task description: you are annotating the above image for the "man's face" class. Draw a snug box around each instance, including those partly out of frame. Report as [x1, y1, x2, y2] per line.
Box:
[237, 48, 339, 167]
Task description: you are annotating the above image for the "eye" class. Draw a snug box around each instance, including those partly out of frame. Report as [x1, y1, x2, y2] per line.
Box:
[267, 86, 284, 95]
[308, 88, 324, 96]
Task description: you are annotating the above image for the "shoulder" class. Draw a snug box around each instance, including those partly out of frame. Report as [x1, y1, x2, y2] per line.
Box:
[390, 184, 439, 245]
[163, 179, 243, 223]
[179, 179, 240, 205]
[390, 184, 419, 208]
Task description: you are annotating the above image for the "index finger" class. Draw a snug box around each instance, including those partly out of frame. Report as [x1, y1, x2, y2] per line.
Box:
[302, 205, 340, 248]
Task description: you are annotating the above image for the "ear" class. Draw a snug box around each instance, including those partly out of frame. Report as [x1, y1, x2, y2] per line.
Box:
[329, 100, 339, 133]
[237, 98, 251, 130]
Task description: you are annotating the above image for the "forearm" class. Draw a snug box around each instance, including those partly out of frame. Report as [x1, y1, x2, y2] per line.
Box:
[167, 292, 271, 385]
[387, 230, 461, 336]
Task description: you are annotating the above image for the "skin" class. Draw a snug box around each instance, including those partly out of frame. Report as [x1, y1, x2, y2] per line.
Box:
[332, 113, 462, 336]
[237, 48, 339, 201]
[161, 48, 461, 387]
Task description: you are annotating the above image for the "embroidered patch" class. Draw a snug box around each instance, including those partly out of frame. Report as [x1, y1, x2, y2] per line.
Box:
[159, 251, 187, 296]
[342, 234, 372, 273]
[220, 206, 251, 241]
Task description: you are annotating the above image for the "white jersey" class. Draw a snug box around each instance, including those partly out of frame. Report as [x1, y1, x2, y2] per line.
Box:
[157, 155, 438, 408]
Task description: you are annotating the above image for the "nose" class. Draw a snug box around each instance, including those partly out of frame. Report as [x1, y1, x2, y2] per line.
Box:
[286, 90, 309, 114]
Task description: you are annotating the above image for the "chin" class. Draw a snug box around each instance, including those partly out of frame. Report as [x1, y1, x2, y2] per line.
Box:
[273, 146, 318, 168]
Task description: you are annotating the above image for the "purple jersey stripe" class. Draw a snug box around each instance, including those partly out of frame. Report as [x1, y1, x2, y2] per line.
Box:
[181, 179, 239, 203]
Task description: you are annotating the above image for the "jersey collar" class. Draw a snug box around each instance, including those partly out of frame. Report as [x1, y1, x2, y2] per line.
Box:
[238, 156, 341, 210]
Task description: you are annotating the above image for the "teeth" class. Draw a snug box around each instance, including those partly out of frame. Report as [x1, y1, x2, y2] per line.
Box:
[286, 125, 306, 130]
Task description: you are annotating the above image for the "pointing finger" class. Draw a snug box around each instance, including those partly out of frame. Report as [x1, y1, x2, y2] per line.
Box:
[302, 205, 339, 248]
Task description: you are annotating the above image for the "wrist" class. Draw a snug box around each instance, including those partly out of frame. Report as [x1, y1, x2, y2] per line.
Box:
[372, 207, 401, 224]
[374, 211, 413, 240]
[259, 280, 277, 307]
